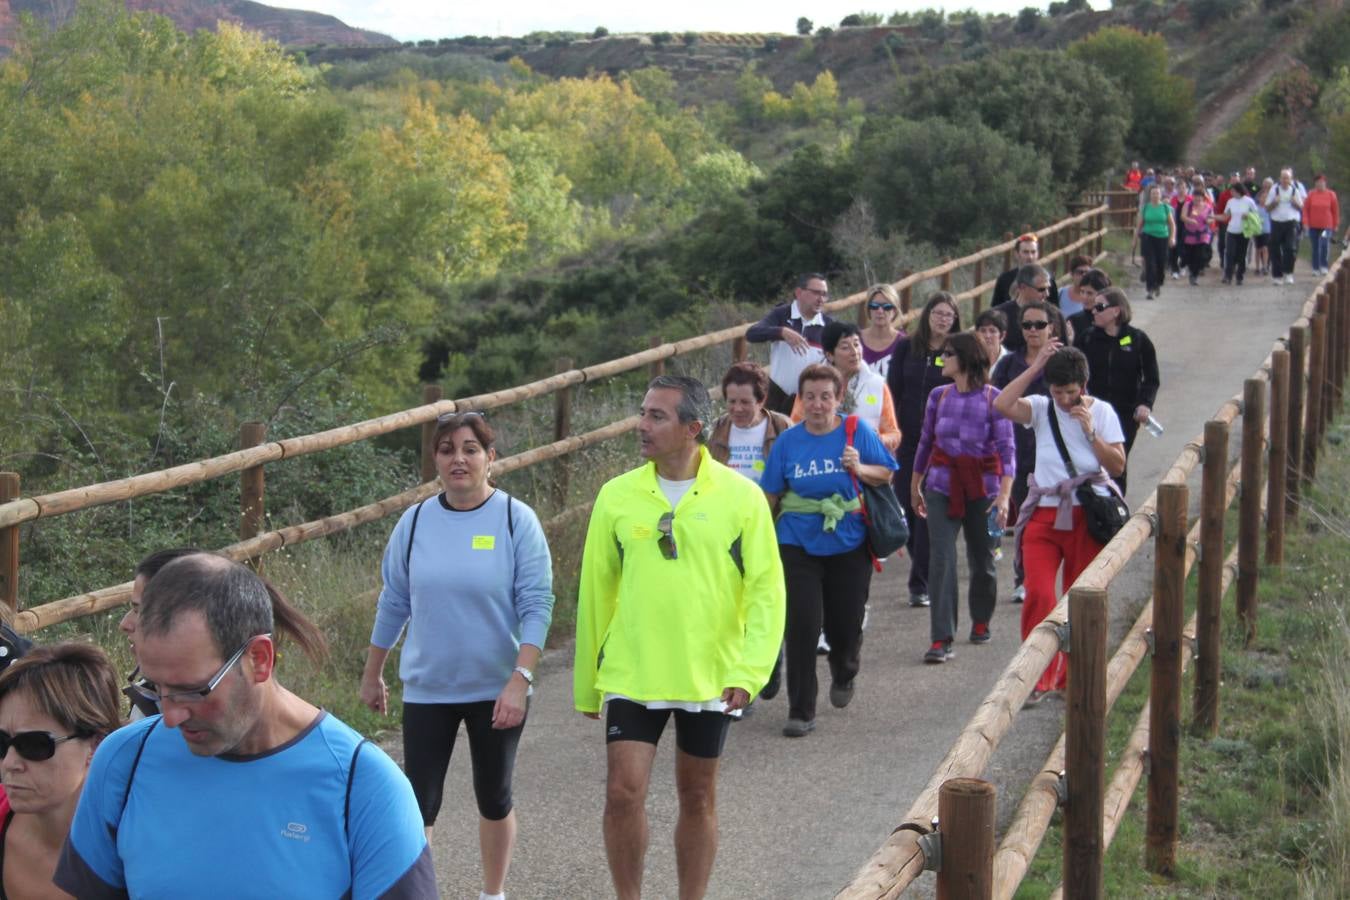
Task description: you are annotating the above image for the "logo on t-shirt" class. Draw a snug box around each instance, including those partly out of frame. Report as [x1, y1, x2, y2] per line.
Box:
[282, 822, 311, 843]
[792, 457, 841, 479]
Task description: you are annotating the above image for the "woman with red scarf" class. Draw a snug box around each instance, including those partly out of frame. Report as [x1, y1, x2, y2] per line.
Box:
[909, 332, 1015, 664]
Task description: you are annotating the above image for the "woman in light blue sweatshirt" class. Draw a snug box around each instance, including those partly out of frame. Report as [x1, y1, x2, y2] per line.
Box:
[360, 412, 554, 900]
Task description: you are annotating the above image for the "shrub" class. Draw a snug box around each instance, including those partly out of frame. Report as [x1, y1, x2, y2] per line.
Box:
[797, 16, 813, 35]
[651, 31, 674, 46]
[1016, 7, 1042, 33]
[1191, 0, 1246, 28]
[1302, 8, 1350, 78]
[592, 26, 609, 38]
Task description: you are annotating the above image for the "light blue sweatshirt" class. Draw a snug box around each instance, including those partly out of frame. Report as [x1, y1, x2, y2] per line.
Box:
[371, 490, 555, 704]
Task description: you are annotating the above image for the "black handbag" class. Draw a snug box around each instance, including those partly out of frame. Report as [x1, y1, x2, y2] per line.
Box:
[844, 416, 909, 567]
[1045, 402, 1130, 545]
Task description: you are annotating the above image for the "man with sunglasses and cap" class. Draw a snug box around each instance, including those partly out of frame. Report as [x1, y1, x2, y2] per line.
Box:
[575, 374, 785, 900]
[56, 553, 436, 899]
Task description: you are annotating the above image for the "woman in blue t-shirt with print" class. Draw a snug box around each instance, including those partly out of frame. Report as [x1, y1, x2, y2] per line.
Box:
[761, 364, 898, 739]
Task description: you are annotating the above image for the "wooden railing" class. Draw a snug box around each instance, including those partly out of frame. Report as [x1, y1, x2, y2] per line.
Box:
[834, 248, 1350, 898]
[0, 204, 1118, 630]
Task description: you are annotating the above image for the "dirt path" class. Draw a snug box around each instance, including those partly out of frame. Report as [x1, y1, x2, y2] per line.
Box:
[387, 261, 1316, 898]
[1185, 47, 1295, 162]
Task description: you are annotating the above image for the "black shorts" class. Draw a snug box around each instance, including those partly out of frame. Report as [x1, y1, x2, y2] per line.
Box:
[605, 698, 732, 759]
[1254, 234, 1270, 249]
[403, 700, 524, 824]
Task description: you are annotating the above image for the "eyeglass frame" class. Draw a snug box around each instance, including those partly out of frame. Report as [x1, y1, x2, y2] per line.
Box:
[656, 512, 678, 560]
[1091, 302, 1114, 314]
[137, 633, 271, 705]
[0, 729, 88, 763]
[1021, 319, 1052, 331]
[435, 410, 487, 428]
[867, 301, 897, 312]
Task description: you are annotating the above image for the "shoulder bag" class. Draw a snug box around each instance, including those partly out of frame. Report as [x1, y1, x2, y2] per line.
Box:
[844, 415, 908, 570]
[1045, 402, 1130, 545]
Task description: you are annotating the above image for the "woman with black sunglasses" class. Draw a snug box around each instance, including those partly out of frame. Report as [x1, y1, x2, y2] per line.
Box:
[0, 642, 121, 900]
[860, 284, 904, 378]
[1072, 288, 1160, 497]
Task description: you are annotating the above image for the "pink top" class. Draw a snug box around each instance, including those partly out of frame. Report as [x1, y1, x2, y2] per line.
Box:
[1180, 196, 1214, 245]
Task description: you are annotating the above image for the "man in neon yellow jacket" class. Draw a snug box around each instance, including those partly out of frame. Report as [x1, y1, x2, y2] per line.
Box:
[575, 374, 785, 900]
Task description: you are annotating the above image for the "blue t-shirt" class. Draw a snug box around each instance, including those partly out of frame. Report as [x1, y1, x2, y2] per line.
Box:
[56, 713, 435, 899]
[761, 417, 898, 556]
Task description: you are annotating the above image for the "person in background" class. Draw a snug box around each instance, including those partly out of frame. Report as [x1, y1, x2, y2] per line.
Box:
[991, 235, 1058, 309]
[1057, 255, 1094, 318]
[746, 273, 835, 414]
[993, 264, 1054, 354]
[762, 364, 897, 736]
[974, 309, 1008, 368]
[1073, 288, 1160, 498]
[1266, 167, 1307, 284]
[1217, 182, 1259, 286]
[0, 642, 121, 900]
[1065, 268, 1110, 340]
[1134, 185, 1176, 300]
[709, 362, 793, 485]
[1180, 178, 1216, 286]
[992, 300, 1068, 605]
[363, 411, 554, 900]
[860, 284, 905, 378]
[1123, 161, 1143, 193]
[1254, 178, 1274, 276]
[992, 345, 1126, 706]
[1304, 174, 1340, 276]
[1214, 173, 1238, 272]
[910, 333, 1014, 663]
[886, 293, 960, 608]
[791, 321, 901, 452]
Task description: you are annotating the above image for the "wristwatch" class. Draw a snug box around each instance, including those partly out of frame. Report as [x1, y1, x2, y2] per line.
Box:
[513, 665, 535, 685]
[1086, 429, 1097, 443]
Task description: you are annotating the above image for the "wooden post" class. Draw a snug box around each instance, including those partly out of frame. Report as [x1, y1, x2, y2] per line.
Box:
[1305, 312, 1327, 483]
[1335, 286, 1348, 412]
[1266, 351, 1290, 565]
[1194, 421, 1228, 737]
[900, 269, 914, 314]
[1317, 294, 1332, 432]
[552, 358, 574, 509]
[1147, 483, 1188, 875]
[420, 384, 443, 484]
[649, 335, 665, 379]
[1286, 326, 1307, 516]
[973, 258, 985, 315]
[1236, 378, 1265, 643]
[733, 336, 748, 362]
[239, 423, 267, 566]
[935, 778, 996, 900]
[940, 258, 953, 293]
[1064, 586, 1107, 899]
[1095, 211, 1104, 255]
[0, 473, 17, 612]
[1324, 289, 1340, 422]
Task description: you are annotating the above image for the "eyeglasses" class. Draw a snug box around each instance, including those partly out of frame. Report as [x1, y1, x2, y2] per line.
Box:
[0, 729, 87, 762]
[1091, 303, 1112, 314]
[801, 287, 829, 298]
[138, 634, 270, 705]
[435, 410, 487, 427]
[1032, 284, 1051, 294]
[1021, 320, 1051, 331]
[656, 513, 677, 560]
[929, 309, 956, 320]
[867, 302, 896, 312]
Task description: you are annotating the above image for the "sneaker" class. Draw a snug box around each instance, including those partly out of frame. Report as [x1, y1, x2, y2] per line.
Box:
[1286, 274, 1296, 285]
[1011, 584, 1026, 604]
[816, 632, 830, 655]
[1189, 274, 1198, 286]
[1025, 689, 1048, 707]
[969, 623, 992, 644]
[861, 604, 870, 632]
[1221, 277, 1231, 285]
[923, 641, 951, 664]
[909, 594, 930, 608]
[1145, 290, 1153, 299]
[1236, 277, 1243, 286]
[829, 680, 855, 708]
[1171, 270, 1180, 280]
[782, 718, 815, 738]
[760, 662, 782, 700]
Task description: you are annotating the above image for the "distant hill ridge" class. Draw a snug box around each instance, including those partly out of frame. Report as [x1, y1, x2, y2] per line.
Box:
[0, 0, 395, 50]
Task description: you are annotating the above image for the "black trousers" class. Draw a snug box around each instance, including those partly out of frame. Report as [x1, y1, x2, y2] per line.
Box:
[895, 453, 930, 598]
[1141, 234, 1169, 292]
[765, 381, 795, 416]
[1224, 233, 1250, 282]
[780, 543, 873, 722]
[1271, 220, 1298, 277]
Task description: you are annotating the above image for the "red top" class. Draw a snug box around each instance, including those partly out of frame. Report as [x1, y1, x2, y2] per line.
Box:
[1303, 189, 1340, 231]
[928, 446, 1003, 519]
[1123, 169, 1142, 192]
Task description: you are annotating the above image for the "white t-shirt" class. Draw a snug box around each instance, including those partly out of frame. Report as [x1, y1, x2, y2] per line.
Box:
[1265, 183, 1306, 222]
[657, 475, 696, 510]
[1225, 196, 1259, 234]
[1027, 395, 1125, 506]
[726, 419, 769, 483]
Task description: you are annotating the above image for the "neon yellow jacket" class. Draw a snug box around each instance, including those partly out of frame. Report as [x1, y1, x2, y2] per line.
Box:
[573, 446, 786, 713]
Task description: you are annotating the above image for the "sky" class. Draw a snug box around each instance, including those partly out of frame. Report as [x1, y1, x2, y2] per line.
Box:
[281, 1, 1104, 43]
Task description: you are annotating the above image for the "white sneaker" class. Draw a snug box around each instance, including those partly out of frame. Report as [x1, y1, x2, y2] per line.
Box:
[1286, 274, 1296, 284]
[861, 604, 870, 631]
[817, 632, 831, 654]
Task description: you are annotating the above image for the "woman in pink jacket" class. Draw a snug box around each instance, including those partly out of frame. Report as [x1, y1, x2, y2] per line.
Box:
[1303, 174, 1340, 276]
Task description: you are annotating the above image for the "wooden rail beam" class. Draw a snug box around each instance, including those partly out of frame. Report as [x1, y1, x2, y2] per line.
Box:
[0, 473, 17, 612]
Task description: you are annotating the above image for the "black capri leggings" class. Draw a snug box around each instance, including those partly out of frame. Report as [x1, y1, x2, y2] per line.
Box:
[403, 700, 525, 824]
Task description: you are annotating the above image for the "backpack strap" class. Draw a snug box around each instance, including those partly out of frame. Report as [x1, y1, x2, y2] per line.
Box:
[404, 499, 428, 572]
[115, 718, 159, 838]
[506, 493, 514, 538]
[345, 738, 369, 840]
[1045, 402, 1079, 478]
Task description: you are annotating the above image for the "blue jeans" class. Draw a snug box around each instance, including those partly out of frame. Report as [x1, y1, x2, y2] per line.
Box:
[1310, 228, 1331, 271]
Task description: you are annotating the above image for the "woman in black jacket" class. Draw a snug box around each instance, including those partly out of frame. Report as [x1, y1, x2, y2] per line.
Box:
[885, 292, 959, 607]
[1072, 287, 1160, 496]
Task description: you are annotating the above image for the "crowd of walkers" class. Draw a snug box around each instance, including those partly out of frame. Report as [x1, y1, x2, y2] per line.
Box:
[10, 162, 1341, 899]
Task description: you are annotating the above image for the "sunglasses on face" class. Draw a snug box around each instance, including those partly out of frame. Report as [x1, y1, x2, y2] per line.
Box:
[867, 302, 897, 312]
[0, 729, 86, 762]
[657, 512, 678, 560]
[1021, 320, 1051, 331]
[1091, 303, 1113, 314]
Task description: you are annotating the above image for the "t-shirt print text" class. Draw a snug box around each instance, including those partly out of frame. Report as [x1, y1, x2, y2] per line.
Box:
[792, 456, 842, 479]
[282, 821, 312, 843]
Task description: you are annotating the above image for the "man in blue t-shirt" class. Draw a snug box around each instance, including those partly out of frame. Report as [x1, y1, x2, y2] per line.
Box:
[55, 554, 436, 899]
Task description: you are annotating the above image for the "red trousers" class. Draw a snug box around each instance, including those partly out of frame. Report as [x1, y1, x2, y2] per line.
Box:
[1020, 506, 1103, 691]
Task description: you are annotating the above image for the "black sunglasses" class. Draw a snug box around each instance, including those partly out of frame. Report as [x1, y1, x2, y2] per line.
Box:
[657, 512, 677, 560]
[0, 729, 86, 762]
[1021, 320, 1051, 330]
[867, 301, 897, 312]
[1091, 303, 1112, 314]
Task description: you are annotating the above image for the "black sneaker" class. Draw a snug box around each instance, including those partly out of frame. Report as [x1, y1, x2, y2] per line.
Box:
[969, 623, 992, 644]
[923, 641, 953, 664]
[760, 662, 781, 700]
[909, 594, 930, 608]
[829, 680, 855, 708]
[782, 718, 815, 738]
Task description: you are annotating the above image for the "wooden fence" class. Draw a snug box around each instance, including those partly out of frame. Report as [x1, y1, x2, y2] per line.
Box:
[1, 200, 1133, 631]
[834, 247, 1350, 898]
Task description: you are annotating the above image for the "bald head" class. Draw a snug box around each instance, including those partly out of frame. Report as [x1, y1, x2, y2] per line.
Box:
[139, 553, 273, 657]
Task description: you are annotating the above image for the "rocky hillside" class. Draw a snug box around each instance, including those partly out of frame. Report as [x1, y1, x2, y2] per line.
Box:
[0, 0, 394, 50]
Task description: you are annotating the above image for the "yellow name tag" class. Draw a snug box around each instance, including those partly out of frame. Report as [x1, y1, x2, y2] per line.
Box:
[1119, 335, 1133, 347]
[935, 356, 945, 367]
[752, 460, 766, 471]
[865, 394, 878, 405]
[631, 524, 652, 540]
[471, 535, 495, 550]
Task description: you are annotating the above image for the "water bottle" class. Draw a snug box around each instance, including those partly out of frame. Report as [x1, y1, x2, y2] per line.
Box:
[987, 506, 1003, 538]
[1144, 415, 1165, 437]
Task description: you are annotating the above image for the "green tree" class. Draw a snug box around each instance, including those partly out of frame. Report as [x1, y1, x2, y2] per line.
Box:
[797, 17, 813, 35]
[1068, 26, 1195, 161]
[1016, 7, 1043, 33]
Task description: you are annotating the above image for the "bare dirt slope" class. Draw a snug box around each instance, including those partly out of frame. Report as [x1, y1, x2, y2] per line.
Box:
[1185, 47, 1297, 162]
[384, 255, 1321, 898]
